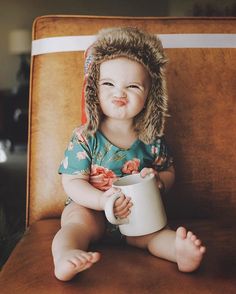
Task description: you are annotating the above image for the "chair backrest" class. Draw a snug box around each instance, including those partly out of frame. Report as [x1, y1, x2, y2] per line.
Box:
[27, 16, 236, 225]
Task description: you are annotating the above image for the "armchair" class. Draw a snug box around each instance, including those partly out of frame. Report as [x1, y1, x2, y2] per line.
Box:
[0, 16, 235, 293]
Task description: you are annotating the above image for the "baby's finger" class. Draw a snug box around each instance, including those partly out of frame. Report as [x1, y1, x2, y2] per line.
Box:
[114, 194, 130, 207]
[114, 194, 126, 206]
[116, 209, 131, 219]
[115, 198, 132, 212]
[140, 167, 149, 177]
[114, 196, 131, 209]
[115, 205, 132, 218]
[140, 168, 154, 177]
[140, 168, 158, 178]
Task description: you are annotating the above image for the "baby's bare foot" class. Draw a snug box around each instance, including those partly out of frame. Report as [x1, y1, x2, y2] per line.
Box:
[54, 249, 100, 281]
[175, 227, 206, 272]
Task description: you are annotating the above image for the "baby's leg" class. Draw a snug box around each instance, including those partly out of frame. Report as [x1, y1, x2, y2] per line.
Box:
[52, 202, 105, 281]
[126, 226, 206, 272]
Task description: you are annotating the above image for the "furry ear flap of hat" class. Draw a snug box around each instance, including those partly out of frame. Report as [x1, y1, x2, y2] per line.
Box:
[83, 26, 169, 144]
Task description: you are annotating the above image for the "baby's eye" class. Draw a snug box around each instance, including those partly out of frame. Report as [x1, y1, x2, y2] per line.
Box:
[128, 84, 140, 89]
[101, 82, 114, 86]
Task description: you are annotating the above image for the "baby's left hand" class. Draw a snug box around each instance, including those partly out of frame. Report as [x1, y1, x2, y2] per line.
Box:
[140, 168, 165, 192]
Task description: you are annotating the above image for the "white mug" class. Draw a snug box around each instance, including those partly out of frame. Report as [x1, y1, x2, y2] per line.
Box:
[104, 173, 167, 236]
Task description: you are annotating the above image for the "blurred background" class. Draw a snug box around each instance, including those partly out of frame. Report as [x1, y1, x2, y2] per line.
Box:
[0, 0, 235, 268]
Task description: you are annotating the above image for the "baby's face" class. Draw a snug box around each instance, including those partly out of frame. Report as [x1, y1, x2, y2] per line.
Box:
[98, 57, 151, 121]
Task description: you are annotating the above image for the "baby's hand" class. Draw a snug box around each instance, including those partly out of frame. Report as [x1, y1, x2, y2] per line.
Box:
[140, 167, 165, 192]
[114, 194, 133, 219]
[100, 188, 132, 218]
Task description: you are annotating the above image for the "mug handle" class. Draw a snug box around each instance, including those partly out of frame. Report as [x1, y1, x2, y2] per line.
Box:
[104, 193, 129, 225]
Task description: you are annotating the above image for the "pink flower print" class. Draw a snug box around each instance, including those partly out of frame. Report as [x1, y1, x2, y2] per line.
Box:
[76, 151, 87, 160]
[151, 146, 158, 154]
[122, 158, 140, 174]
[90, 165, 117, 191]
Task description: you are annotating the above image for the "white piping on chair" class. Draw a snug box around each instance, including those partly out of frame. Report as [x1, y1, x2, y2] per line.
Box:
[31, 34, 236, 56]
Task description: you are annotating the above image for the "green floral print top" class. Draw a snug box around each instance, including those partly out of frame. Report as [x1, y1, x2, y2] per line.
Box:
[58, 125, 173, 191]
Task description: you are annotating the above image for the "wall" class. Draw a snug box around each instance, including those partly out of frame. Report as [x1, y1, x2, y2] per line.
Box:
[0, 0, 168, 90]
[168, 0, 236, 16]
[0, 0, 235, 90]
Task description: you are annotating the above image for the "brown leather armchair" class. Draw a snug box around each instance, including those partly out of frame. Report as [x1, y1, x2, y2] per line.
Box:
[0, 16, 236, 293]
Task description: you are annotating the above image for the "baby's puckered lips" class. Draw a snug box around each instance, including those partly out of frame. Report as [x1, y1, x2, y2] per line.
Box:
[112, 98, 128, 106]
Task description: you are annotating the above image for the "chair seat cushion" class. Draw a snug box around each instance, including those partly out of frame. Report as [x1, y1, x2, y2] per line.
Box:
[0, 219, 236, 293]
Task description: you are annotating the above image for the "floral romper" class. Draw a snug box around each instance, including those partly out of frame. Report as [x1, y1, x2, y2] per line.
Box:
[58, 125, 173, 240]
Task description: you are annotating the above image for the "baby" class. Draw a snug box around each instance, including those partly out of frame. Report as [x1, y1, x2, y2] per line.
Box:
[52, 27, 206, 281]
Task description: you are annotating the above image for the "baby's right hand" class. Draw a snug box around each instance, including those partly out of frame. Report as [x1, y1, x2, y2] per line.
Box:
[113, 194, 133, 219]
[99, 188, 132, 218]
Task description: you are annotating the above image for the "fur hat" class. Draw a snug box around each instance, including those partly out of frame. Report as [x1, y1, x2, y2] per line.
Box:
[84, 27, 168, 144]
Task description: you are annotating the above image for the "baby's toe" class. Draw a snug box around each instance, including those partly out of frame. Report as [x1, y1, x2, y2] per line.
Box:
[176, 227, 187, 239]
[190, 234, 197, 242]
[194, 239, 202, 246]
[200, 246, 206, 254]
[187, 231, 193, 239]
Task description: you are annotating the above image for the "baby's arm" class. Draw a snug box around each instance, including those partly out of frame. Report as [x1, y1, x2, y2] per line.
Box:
[62, 174, 132, 217]
[158, 165, 175, 193]
[62, 174, 117, 210]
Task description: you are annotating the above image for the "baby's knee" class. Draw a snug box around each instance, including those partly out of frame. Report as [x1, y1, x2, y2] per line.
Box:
[61, 202, 105, 238]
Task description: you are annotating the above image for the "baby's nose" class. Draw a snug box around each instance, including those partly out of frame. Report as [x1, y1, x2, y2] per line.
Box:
[114, 87, 126, 98]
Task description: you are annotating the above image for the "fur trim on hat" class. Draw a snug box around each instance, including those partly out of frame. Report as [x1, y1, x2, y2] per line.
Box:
[84, 27, 168, 144]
